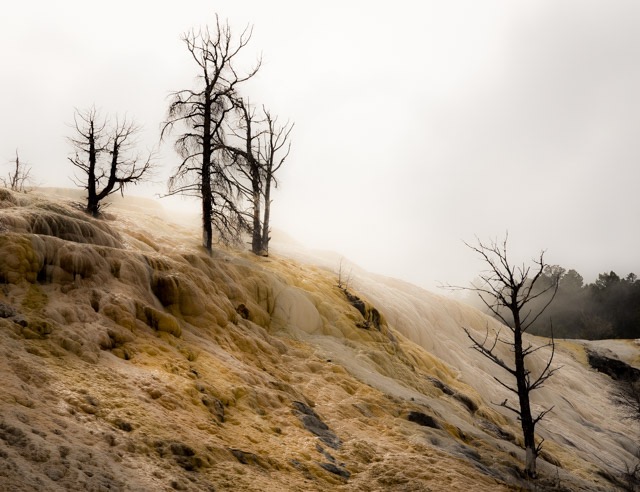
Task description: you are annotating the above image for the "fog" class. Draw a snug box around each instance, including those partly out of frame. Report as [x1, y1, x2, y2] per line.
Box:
[2, 0, 640, 289]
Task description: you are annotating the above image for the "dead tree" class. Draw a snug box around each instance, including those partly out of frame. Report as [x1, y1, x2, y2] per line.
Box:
[161, 15, 259, 252]
[225, 97, 264, 254]
[225, 99, 293, 256]
[258, 107, 293, 255]
[68, 107, 153, 217]
[2, 150, 31, 192]
[461, 235, 559, 478]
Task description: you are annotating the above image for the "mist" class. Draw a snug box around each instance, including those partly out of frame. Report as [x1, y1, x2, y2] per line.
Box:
[2, 0, 640, 289]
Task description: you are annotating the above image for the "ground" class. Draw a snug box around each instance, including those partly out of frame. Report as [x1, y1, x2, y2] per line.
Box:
[0, 188, 637, 491]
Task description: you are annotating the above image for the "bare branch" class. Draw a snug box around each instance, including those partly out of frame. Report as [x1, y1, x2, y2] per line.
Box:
[3, 149, 32, 192]
[463, 326, 516, 376]
[498, 398, 522, 416]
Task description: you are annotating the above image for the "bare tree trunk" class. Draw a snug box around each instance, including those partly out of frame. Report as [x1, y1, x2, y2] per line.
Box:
[261, 174, 272, 255]
[162, 17, 259, 250]
[202, 93, 213, 252]
[201, 165, 213, 252]
[9, 153, 19, 190]
[251, 168, 262, 255]
[230, 98, 264, 256]
[513, 317, 537, 477]
[87, 119, 99, 217]
[258, 109, 293, 256]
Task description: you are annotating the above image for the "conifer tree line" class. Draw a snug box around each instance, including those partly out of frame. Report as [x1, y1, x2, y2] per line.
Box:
[65, 14, 293, 257]
[474, 265, 640, 340]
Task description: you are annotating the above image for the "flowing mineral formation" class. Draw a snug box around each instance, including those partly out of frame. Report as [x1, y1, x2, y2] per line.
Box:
[0, 188, 637, 491]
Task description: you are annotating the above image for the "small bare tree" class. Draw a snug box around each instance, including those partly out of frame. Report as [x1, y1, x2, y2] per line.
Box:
[460, 235, 559, 478]
[337, 258, 352, 291]
[2, 150, 31, 192]
[68, 107, 153, 217]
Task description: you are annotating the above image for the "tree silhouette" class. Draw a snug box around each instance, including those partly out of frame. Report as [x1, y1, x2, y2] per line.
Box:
[68, 107, 153, 217]
[2, 150, 31, 192]
[225, 98, 293, 255]
[258, 107, 293, 255]
[161, 15, 260, 252]
[461, 235, 559, 478]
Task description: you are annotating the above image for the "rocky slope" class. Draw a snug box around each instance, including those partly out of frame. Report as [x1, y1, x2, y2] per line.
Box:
[0, 188, 637, 491]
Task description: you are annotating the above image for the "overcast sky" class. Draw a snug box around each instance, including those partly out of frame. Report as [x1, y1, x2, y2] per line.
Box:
[2, 1, 640, 290]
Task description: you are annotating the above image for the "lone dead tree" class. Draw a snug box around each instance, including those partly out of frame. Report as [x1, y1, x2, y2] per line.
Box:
[2, 150, 31, 192]
[225, 98, 293, 256]
[161, 15, 260, 252]
[68, 107, 153, 217]
[462, 235, 559, 478]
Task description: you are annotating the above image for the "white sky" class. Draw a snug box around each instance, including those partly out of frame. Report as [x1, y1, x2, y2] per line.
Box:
[2, 0, 640, 290]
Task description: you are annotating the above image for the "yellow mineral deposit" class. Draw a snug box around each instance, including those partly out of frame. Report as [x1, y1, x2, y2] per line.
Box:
[0, 188, 636, 491]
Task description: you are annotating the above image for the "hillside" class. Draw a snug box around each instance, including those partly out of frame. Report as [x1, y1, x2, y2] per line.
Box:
[0, 188, 638, 491]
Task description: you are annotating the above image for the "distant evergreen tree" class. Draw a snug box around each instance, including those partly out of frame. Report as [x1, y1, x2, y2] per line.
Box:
[483, 264, 640, 340]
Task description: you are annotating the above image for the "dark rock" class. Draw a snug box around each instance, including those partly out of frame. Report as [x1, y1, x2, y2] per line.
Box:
[170, 442, 195, 457]
[229, 448, 267, 469]
[11, 315, 28, 327]
[479, 419, 515, 442]
[427, 376, 454, 395]
[407, 411, 440, 429]
[319, 462, 351, 479]
[343, 290, 382, 330]
[315, 444, 336, 462]
[343, 290, 366, 317]
[155, 441, 203, 471]
[0, 422, 28, 447]
[456, 444, 481, 462]
[114, 419, 133, 432]
[587, 350, 640, 382]
[368, 307, 382, 330]
[292, 401, 341, 449]
[151, 274, 179, 307]
[26, 319, 53, 338]
[453, 392, 478, 413]
[236, 303, 250, 319]
[202, 396, 225, 423]
[290, 459, 314, 480]
[0, 302, 16, 318]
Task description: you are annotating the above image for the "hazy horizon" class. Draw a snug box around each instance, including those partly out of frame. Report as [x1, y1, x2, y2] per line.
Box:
[3, 0, 640, 290]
